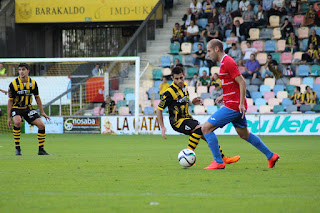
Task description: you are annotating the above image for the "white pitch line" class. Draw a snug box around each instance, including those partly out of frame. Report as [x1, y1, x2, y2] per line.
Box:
[0, 192, 318, 199]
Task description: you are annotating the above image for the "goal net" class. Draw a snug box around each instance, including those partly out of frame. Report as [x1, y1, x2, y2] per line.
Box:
[0, 57, 141, 134]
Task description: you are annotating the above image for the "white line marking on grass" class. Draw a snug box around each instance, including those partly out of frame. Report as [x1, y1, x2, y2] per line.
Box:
[0, 192, 319, 199]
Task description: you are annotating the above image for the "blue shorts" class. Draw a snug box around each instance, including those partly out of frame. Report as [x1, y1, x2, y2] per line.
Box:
[207, 106, 247, 129]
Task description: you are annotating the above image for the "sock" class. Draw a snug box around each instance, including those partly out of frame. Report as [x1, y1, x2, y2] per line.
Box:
[204, 132, 223, 163]
[245, 133, 273, 159]
[13, 126, 21, 150]
[219, 146, 225, 158]
[187, 128, 202, 151]
[38, 129, 46, 151]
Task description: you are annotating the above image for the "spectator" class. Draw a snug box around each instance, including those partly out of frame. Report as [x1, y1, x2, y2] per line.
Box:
[203, 22, 220, 42]
[208, 7, 219, 26]
[262, 54, 278, 78]
[190, 73, 200, 89]
[218, 7, 233, 37]
[304, 86, 317, 108]
[255, 4, 268, 28]
[98, 96, 116, 115]
[210, 78, 223, 101]
[215, 0, 226, 8]
[308, 29, 320, 52]
[92, 64, 102, 76]
[301, 43, 319, 64]
[199, 70, 211, 90]
[242, 42, 258, 61]
[192, 43, 207, 67]
[201, 0, 215, 18]
[285, 32, 299, 53]
[280, 18, 294, 39]
[182, 8, 196, 29]
[159, 76, 170, 95]
[171, 58, 183, 69]
[287, 0, 299, 15]
[243, 53, 262, 80]
[171, 23, 184, 43]
[210, 73, 221, 88]
[290, 86, 304, 108]
[184, 20, 199, 43]
[228, 43, 242, 64]
[225, 31, 240, 52]
[263, 0, 273, 12]
[190, 0, 203, 18]
[0, 63, 7, 77]
[0, 88, 8, 94]
[242, 4, 256, 36]
[239, 0, 250, 14]
[305, 3, 317, 26]
[232, 20, 246, 41]
[271, 0, 287, 16]
[226, 0, 240, 17]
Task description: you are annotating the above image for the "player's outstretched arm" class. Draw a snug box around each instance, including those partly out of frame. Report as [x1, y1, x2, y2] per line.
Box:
[156, 108, 167, 139]
[192, 97, 203, 105]
[0, 89, 8, 95]
[35, 96, 50, 121]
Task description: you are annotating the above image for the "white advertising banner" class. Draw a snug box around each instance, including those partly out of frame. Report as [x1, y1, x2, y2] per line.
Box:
[25, 116, 64, 134]
[101, 114, 320, 135]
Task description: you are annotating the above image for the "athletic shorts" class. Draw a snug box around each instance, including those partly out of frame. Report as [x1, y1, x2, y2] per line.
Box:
[207, 106, 247, 129]
[171, 118, 200, 135]
[11, 108, 41, 124]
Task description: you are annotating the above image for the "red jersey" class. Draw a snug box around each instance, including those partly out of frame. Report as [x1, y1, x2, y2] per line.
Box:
[219, 55, 247, 111]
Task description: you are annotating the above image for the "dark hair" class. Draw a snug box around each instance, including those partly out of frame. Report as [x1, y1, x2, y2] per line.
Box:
[18, 63, 30, 70]
[284, 18, 288, 21]
[171, 66, 184, 76]
[306, 85, 310, 90]
[232, 43, 236, 46]
[175, 22, 179, 25]
[268, 54, 272, 57]
[296, 86, 301, 92]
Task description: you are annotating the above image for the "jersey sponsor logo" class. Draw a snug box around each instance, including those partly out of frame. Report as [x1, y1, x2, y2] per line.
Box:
[28, 110, 38, 117]
[17, 90, 32, 95]
[177, 96, 188, 103]
[185, 125, 191, 130]
[210, 117, 216, 120]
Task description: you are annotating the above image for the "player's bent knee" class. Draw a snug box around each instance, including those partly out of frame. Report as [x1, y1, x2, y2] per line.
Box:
[239, 131, 250, 140]
[201, 122, 215, 135]
[37, 123, 45, 130]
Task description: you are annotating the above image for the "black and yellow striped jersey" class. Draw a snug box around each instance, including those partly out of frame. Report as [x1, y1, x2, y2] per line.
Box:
[304, 91, 317, 104]
[157, 82, 192, 126]
[8, 77, 39, 109]
[290, 92, 304, 104]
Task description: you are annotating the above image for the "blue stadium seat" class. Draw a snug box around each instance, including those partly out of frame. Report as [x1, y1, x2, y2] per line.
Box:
[124, 88, 134, 96]
[250, 91, 263, 101]
[286, 105, 297, 113]
[311, 65, 320, 76]
[169, 42, 180, 54]
[187, 67, 198, 78]
[125, 93, 135, 104]
[144, 106, 154, 115]
[199, 66, 210, 75]
[225, 29, 231, 38]
[200, 93, 211, 100]
[273, 85, 285, 96]
[193, 42, 204, 52]
[207, 105, 218, 114]
[281, 98, 293, 109]
[184, 55, 193, 66]
[298, 65, 310, 77]
[254, 98, 267, 110]
[173, 55, 183, 64]
[161, 56, 171, 67]
[247, 85, 259, 93]
[273, 105, 284, 114]
[154, 80, 162, 89]
[276, 77, 289, 85]
[270, 52, 280, 64]
[260, 85, 271, 94]
[116, 100, 127, 111]
[198, 18, 208, 30]
[147, 87, 157, 99]
[300, 104, 312, 113]
[265, 40, 276, 52]
[313, 84, 320, 95]
[302, 77, 314, 87]
[301, 39, 308, 51]
[223, 42, 227, 51]
[259, 28, 273, 40]
[286, 85, 296, 96]
[152, 69, 162, 80]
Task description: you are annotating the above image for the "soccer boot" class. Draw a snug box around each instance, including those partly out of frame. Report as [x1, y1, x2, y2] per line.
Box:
[223, 155, 240, 164]
[38, 149, 50, 155]
[268, 153, 280, 168]
[204, 160, 225, 170]
[15, 149, 22, 156]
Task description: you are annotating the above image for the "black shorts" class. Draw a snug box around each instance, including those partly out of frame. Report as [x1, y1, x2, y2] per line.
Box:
[171, 118, 200, 135]
[11, 108, 41, 124]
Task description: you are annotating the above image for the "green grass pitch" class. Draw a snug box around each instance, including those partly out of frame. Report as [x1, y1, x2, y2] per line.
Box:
[0, 134, 319, 213]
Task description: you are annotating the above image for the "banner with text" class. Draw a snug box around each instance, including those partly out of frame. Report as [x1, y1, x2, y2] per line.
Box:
[101, 114, 320, 135]
[64, 117, 101, 133]
[25, 117, 64, 134]
[15, 0, 161, 23]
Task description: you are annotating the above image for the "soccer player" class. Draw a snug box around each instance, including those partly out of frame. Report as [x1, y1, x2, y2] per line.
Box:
[156, 66, 240, 164]
[7, 63, 50, 155]
[202, 39, 279, 170]
[0, 89, 7, 94]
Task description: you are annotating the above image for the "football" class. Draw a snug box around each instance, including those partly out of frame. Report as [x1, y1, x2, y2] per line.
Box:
[178, 149, 196, 167]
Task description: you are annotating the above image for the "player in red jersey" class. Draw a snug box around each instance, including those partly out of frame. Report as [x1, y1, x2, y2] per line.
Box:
[201, 39, 279, 170]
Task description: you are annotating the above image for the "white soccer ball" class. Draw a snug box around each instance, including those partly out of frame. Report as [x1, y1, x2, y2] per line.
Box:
[178, 149, 196, 167]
